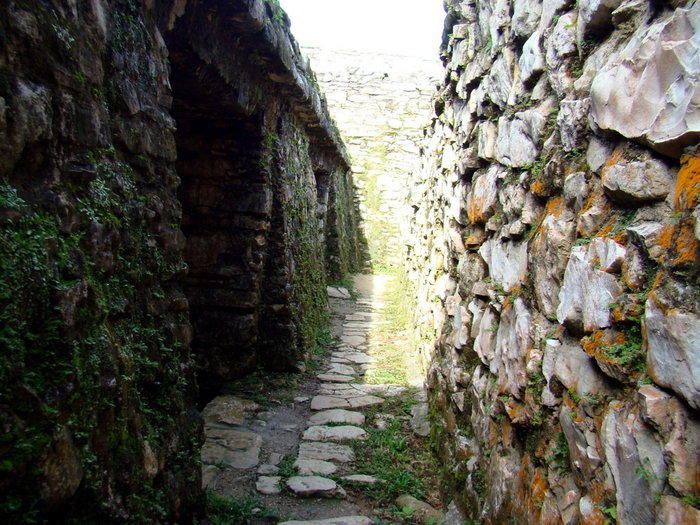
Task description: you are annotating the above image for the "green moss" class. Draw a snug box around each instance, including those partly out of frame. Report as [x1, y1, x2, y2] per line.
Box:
[0, 150, 198, 520]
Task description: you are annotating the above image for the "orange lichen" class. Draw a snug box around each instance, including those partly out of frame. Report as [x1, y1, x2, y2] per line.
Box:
[545, 196, 566, 219]
[657, 218, 699, 269]
[604, 147, 625, 169]
[674, 153, 700, 211]
[671, 220, 699, 266]
[581, 330, 625, 356]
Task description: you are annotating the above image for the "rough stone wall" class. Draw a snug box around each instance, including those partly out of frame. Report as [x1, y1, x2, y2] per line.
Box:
[0, 0, 359, 521]
[306, 48, 440, 267]
[404, 1, 700, 523]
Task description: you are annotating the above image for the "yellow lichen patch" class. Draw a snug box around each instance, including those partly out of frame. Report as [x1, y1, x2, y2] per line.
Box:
[674, 152, 700, 211]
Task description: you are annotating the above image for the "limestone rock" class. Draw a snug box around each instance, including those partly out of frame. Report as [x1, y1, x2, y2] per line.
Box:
[478, 238, 529, 291]
[557, 245, 623, 333]
[341, 474, 381, 484]
[645, 299, 700, 410]
[327, 286, 352, 299]
[656, 496, 700, 525]
[201, 465, 222, 489]
[467, 166, 501, 224]
[395, 494, 444, 525]
[302, 425, 367, 442]
[308, 409, 366, 426]
[278, 518, 373, 525]
[293, 459, 338, 476]
[256, 475, 282, 495]
[298, 442, 355, 463]
[602, 401, 666, 525]
[201, 425, 262, 469]
[492, 298, 532, 397]
[311, 396, 351, 411]
[590, 4, 700, 157]
[530, 202, 577, 317]
[520, 31, 545, 84]
[602, 157, 674, 203]
[495, 110, 548, 168]
[513, 0, 543, 38]
[201, 395, 260, 426]
[256, 464, 279, 475]
[544, 338, 613, 398]
[286, 476, 346, 499]
[317, 373, 355, 383]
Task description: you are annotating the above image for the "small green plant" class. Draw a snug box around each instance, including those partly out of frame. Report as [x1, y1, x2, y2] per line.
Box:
[206, 491, 269, 525]
[682, 494, 700, 509]
[547, 432, 571, 473]
[601, 325, 645, 373]
[600, 504, 617, 525]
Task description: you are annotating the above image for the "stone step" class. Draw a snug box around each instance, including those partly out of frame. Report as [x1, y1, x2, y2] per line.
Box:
[298, 442, 355, 463]
[294, 458, 338, 476]
[302, 425, 367, 442]
[278, 516, 374, 525]
[286, 476, 346, 498]
[308, 409, 366, 426]
[256, 475, 282, 495]
[317, 373, 355, 383]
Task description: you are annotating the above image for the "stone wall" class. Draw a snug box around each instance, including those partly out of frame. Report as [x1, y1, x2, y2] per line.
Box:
[404, 1, 700, 523]
[305, 47, 440, 268]
[0, 0, 360, 521]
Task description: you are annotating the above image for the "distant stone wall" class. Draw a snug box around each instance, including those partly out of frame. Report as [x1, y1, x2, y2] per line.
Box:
[305, 47, 440, 268]
[404, 0, 700, 523]
[0, 0, 360, 521]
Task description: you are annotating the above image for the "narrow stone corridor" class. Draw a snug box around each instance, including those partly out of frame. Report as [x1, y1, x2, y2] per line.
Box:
[199, 273, 439, 524]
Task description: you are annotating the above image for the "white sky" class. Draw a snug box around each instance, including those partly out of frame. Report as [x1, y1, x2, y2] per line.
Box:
[279, 0, 446, 59]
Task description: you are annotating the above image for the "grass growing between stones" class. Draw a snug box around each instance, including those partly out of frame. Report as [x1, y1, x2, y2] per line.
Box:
[347, 393, 443, 524]
[205, 491, 273, 524]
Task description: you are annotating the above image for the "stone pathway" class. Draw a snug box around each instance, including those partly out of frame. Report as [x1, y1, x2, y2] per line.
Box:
[200, 277, 414, 524]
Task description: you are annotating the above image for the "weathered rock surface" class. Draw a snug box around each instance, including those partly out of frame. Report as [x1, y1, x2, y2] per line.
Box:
[297, 442, 355, 463]
[278, 518, 374, 525]
[302, 425, 367, 442]
[590, 3, 700, 157]
[286, 476, 346, 499]
[308, 409, 366, 427]
[645, 299, 700, 410]
[402, 2, 700, 523]
[0, 0, 363, 521]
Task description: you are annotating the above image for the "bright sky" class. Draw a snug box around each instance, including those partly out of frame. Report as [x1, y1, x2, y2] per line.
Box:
[279, 0, 446, 59]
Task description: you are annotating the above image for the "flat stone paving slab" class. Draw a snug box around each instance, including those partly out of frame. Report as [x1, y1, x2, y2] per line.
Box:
[340, 335, 366, 347]
[303, 425, 367, 441]
[298, 442, 355, 463]
[340, 352, 374, 364]
[348, 395, 385, 408]
[279, 517, 374, 525]
[294, 458, 338, 476]
[256, 475, 282, 495]
[326, 364, 356, 376]
[286, 476, 346, 498]
[311, 395, 351, 410]
[341, 474, 381, 484]
[317, 373, 355, 383]
[308, 409, 366, 426]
